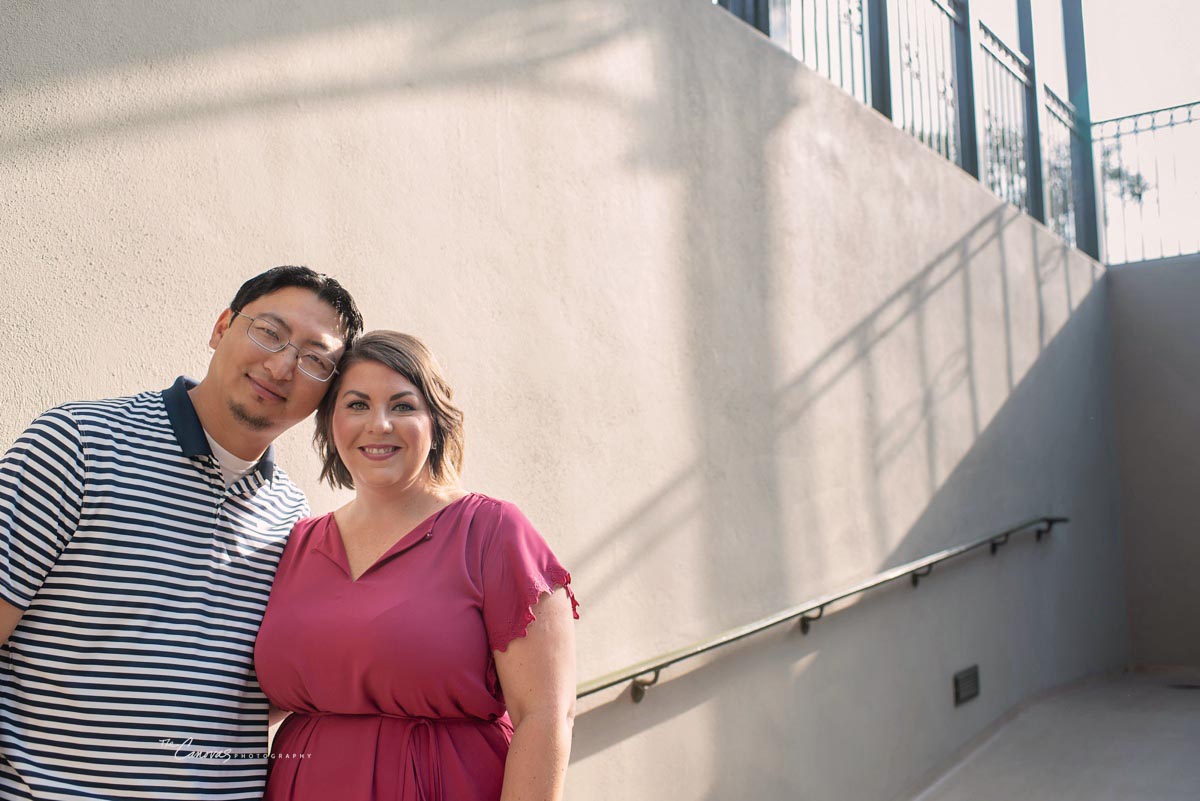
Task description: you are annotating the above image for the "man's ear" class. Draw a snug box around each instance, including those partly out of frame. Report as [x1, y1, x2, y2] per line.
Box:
[209, 309, 235, 350]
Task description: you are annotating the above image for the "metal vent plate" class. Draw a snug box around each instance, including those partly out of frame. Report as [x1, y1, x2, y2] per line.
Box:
[954, 665, 980, 706]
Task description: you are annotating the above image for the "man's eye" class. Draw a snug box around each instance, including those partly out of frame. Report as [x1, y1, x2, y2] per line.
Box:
[256, 325, 282, 341]
[302, 353, 326, 366]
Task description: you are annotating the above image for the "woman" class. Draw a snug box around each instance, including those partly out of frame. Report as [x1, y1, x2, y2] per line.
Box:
[254, 331, 578, 801]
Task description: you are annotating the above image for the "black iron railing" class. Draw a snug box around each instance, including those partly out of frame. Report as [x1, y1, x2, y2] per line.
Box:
[577, 515, 1067, 701]
[977, 22, 1030, 212]
[892, 0, 963, 163]
[716, 0, 1098, 257]
[1093, 101, 1200, 264]
[798, 0, 871, 103]
[1043, 88, 1085, 248]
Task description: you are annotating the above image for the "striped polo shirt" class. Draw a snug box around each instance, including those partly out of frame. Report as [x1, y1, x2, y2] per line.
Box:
[0, 377, 308, 800]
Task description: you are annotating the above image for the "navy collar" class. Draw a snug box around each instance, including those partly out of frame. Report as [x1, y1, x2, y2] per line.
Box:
[161, 376, 276, 482]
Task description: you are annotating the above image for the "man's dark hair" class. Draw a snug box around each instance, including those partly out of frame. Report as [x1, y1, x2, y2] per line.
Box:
[229, 265, 364, 345]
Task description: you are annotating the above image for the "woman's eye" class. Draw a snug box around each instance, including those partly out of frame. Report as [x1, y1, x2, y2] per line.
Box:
[393, 403, 414, 412]
[347, 400, 368, 410]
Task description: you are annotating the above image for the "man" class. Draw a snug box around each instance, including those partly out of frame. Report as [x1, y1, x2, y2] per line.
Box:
[0, 266, 363, 800]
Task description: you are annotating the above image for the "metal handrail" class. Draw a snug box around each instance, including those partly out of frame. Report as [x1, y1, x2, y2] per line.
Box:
[1093, 100, 1200, 127]
[978, 21, 1031, 77]
[928, 0, 964, 24]
[1045, 86, 1082, 133]
[576, 515, 1067, 702]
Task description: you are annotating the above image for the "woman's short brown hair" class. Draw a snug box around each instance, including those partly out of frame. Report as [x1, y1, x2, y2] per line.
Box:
[314, 330, 465, 489]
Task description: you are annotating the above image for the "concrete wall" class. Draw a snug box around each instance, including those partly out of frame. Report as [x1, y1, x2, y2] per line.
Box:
[1109, 253, 1200, 668]
[0, 2, 1127, 800]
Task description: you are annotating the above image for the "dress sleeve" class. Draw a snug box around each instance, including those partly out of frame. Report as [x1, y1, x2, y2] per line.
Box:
[481, 501, 579, 654]
[0, 409, 86, 610]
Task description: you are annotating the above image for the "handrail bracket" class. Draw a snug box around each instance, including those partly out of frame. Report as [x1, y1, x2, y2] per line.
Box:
[799, 604, 826, 635]
[911, 565, 934, 587]
[630, 669, 661, 703]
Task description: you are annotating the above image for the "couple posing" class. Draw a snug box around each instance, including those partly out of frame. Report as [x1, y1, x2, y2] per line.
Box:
[0, 266, 578, 801]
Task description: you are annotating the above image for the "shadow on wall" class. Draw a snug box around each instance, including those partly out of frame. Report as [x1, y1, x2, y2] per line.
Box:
[1, 0, 809, 643]
[3, 0, 1076, 616]
[573, 269, 1123, 800]
[0, 0, 643, 158]
[574, 203, 1102, 609]
[1108, 254, 1200, 668]
[879, 218, 1108, 569]
[2, 1, 1123, 797]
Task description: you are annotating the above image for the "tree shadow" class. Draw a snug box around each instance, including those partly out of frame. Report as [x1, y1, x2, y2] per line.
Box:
[573, 270, 1121, 801]
[0, 1, 642, 158]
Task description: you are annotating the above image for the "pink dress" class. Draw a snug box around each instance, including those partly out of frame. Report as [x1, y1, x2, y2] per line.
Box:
[253, 493, 578, 801]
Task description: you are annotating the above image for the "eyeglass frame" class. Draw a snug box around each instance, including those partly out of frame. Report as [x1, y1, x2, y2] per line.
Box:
[230, 311, 341, 382]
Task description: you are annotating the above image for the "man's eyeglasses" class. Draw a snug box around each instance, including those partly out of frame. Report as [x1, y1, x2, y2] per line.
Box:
[232, 311, 338, 382]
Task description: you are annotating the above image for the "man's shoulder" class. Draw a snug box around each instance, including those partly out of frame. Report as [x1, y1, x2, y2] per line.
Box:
[26, 390, 179, 461]
[261, 462, 309, 505]
[57, 388, 169, 429]
[15, 389, 165, 445]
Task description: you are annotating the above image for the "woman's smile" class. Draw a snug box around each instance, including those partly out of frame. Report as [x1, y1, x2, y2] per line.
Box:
[332, 360, 436, 489]
[359, 445, 400, 460]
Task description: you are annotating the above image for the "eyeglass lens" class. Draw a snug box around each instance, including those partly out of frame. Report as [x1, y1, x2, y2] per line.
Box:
[244, 318, 336, 380]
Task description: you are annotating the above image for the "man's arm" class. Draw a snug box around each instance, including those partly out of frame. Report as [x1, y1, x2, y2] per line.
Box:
[0, 598, 21, 648]
[0, 408, 86, 623]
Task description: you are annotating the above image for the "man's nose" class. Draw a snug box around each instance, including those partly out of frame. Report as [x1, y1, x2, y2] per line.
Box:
[263, 345, 299, 381]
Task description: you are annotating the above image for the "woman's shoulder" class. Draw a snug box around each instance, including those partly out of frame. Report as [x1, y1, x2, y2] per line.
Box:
[271, 512, 336, 576]
[285, 511, 337, 545]
[454, 492, 534, 531]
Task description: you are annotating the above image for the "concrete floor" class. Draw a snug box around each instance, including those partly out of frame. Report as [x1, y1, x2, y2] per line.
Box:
[911, 672, 1200, 801]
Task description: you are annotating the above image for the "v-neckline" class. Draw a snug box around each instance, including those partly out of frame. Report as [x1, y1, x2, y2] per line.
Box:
[326, 493, 473, 582]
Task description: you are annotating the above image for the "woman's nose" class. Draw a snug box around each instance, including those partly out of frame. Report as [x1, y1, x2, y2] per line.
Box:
[366, 413, 393, 433]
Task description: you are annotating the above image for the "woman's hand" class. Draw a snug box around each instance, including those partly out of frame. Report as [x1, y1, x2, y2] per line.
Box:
[268, 703, 291, 727]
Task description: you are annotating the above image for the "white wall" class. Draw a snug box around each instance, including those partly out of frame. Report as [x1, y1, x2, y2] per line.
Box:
[0, 2, 1127, 799]
[1109, 253, 1200, 669]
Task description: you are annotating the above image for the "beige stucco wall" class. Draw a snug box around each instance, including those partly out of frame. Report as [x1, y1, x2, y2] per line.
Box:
[1, 1, 1127, 800]
[1109, 253, 1200, 669]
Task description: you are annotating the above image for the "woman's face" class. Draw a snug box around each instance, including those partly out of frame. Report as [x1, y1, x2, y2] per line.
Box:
[331, 360, 436, 492]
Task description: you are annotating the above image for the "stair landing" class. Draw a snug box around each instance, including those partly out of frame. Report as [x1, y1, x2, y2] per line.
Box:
[912, 671, 1200, 801]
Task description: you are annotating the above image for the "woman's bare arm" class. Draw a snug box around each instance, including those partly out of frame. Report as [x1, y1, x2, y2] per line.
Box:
[493, 587, 577, 801]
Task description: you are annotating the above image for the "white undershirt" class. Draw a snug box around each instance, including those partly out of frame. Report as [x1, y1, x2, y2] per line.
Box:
[203, 431, 260, 487]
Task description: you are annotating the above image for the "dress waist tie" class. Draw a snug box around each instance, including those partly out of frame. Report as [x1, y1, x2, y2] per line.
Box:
[297, 711, 460, 801]
[407, 718, 441, 801]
